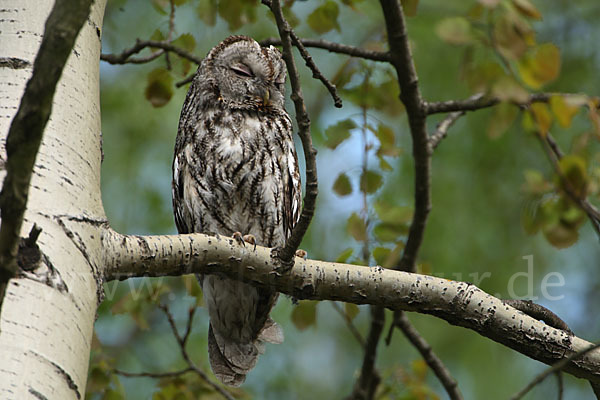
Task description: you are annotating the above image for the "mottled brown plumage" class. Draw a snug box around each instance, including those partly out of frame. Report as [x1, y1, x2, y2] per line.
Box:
[172, 36, 301, 386]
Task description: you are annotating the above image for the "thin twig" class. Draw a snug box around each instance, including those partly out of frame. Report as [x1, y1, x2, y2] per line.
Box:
[261, 0, 318, 266]
[510, 343, 600, 400]
[260, 38, 391, 62]
[157, 304, 235, 400]
[0, 0, 93, 310]
[101, 39, 202, 65]
[425, 92, 595, 115]
[429, 93, 484, 149]
[555, 372, 564, 400]
[331, 302, 365, 347]
[537, 132, 600, 238]
[288, 31, 342, 108]
[164, 0, 176, 70]
[345, 306, 385, 400]
[115, 367, 193, 378]
[379, 0, 431, 273]
[394, 311, 463, 400]
[502, 299, 573, 334]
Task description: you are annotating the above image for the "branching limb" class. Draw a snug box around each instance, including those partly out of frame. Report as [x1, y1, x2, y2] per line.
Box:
[158, 304, 235, 400]
[379, 0, 431, 273]
[259, 38, 391, 62]
[114, 367, 193, 379]
[100, 40, 202, 65]
[102, 229, 600, 385]
[425, 92, 596, 115]
[502, 299, 573, 334]
[288, 31, 342, 108]
[429, 93, 484, 149]
[510, 343, 600, 400]
[0, 0, 93, 310]
[392, 311, 463, 400]
[538, 132, 600, 238]
[261, 0, 318, 266]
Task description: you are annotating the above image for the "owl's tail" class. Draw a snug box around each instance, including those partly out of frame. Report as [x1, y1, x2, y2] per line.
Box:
[207, 318, 284, 387]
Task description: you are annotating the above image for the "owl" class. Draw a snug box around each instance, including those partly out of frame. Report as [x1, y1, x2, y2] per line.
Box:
[172, 36, 301, 386]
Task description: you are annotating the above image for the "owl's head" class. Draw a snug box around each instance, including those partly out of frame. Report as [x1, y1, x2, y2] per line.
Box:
[200, 36, 287, 111]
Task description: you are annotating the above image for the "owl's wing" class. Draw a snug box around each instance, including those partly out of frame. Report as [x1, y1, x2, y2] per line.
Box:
[283, 141, 302, 240]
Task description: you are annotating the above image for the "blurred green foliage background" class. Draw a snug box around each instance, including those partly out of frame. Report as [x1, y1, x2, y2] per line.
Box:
[93, 0, 600, 399]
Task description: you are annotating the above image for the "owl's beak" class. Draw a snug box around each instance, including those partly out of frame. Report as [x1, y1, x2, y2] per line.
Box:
[262, 89, 270, 107]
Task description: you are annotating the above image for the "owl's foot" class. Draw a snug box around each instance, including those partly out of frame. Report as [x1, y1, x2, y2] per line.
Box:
[295, 249, 308, 259]
[231, 232, 257, 251]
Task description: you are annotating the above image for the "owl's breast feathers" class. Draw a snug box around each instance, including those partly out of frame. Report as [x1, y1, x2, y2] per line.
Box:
[173, 95, 300, 248]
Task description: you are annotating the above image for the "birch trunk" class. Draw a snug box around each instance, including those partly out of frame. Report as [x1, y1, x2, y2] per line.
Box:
[0, 1, 107, 398]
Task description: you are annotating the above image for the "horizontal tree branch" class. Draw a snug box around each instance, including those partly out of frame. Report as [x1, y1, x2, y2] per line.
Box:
[425, 92, 597, 115]
[259, 38, 391, 63]
[100, 39, 202, 65]
[101, 228, 600, 385]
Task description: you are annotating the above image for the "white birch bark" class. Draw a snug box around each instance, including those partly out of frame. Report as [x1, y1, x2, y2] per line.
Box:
[0, 1, 107, 399]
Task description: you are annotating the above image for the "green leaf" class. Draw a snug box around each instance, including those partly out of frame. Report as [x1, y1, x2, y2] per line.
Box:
[557, 155, 588, 198]
[487, 102, 518, 139]
[171, 34, 197, 76]
[360, 170, 383, 194]
[493, 13, 532, 60]
[333, 173, 352, 196]
[307, 1, 340, 34]
[345, 303, 359, 321]
[373, 222, 407, 242]
[529, 103, 553, 135]
[436, 17, 473, 45]
[522, 169, 552, 195]
[401, 0, 419, 16]
[347, 213, 367, 242]
[374, 201, 413, 224]
[218, 0, 258, 31]
[372, 247, 391, 266]
[518, 43, 561, 89]
[324, 119, 356, 149]
[196, 0, 217, 26]
[512, 0, 542, 20]
[335, 248, 354, 263]
[550, 95, 581, 128]
[182, 275, 203, 307]
[291, 301, 318, 330]
[491, 75, 529, 104]
[145, 68, 173, 107]
[375, 124, 400, 157]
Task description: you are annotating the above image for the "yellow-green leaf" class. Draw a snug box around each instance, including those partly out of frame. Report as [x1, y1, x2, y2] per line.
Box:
[347, 213, 367, 242]
[196, 0, 217, 26]
[488, 102, 518, 139]
[345, 303, 359, 321]
[333, 173, 352, 196]
[324, 119, 356, 149]
[401, 0, 419, 16]
[436, 17, 473, 45]
[529, 103, 553, 135]
[518, 43, 561, 89]
[512, 0, 542, 20]
[335, 248, 354, 263]
[145, 68, 173, 107]
[491, 75, 529, 104]
[307, 1, 340, 34]
[558, 155, 588, 198]
[550, 95, 580, 128]
[291, 301, 318, 330]
[360, 170, 383, 194]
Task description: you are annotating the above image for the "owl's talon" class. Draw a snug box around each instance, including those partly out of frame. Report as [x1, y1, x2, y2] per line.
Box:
[243, 234, 257, 251]
[295, 249, 307, 260]
[232, 232, 245, 246]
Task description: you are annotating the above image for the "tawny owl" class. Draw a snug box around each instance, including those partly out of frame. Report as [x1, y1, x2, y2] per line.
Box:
[172, 36, 301, 386]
